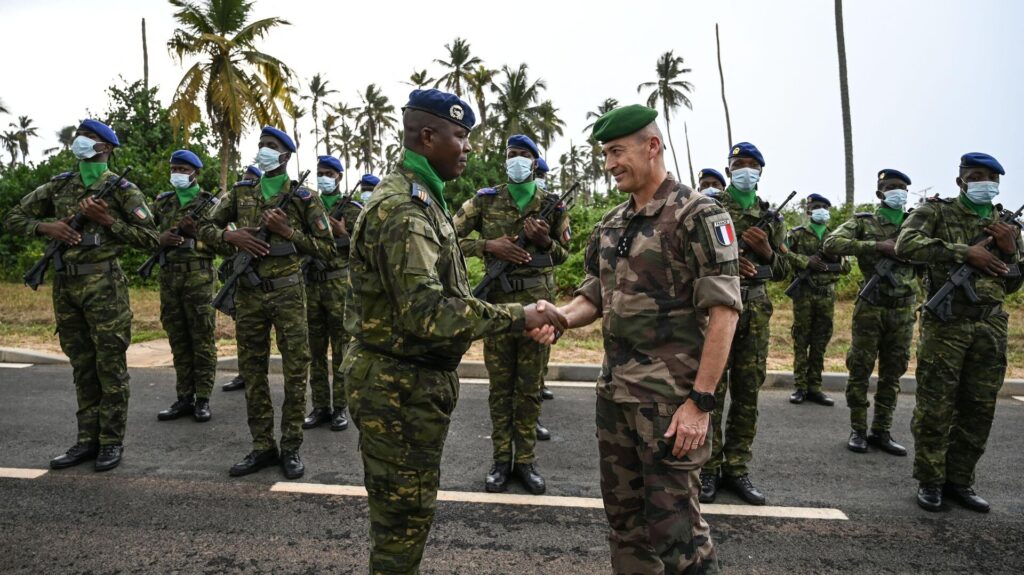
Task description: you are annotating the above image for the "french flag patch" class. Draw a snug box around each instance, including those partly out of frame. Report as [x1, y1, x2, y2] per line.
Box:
[713, 220, 734, 246]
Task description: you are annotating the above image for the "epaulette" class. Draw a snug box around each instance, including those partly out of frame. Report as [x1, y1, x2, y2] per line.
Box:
[411, 182, 432, 207]
[50, 171, 75, 182]
[855, 212, 874, 218]
[476, 187, 497, 196]
[232, 180, 256, 188]
[925, 195, 952, 203]
[156, 191, 175, 202]
[295, 186, 313, 201]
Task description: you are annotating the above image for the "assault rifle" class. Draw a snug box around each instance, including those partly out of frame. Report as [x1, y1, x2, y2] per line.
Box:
[301, 181, 360, 277]
[739, 190, 797, 280]
[784, 251, 845, 299]
[137, 191, 219, 279]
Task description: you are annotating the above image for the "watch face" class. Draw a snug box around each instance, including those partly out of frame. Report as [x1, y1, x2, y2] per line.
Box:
[693, 392, 715, 412]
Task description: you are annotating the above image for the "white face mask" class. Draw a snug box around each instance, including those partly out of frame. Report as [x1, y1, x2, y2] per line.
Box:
[810, 208, 831, 224]
[256, 147, 284, 172]
[730, 167, 761, 191]
[703, 186, 723, 197]
[71, 135, 100, 160]
[360, 191, 373, 203]
[536, 178, 547, 191]
[964, 181, 999, 204]
[505, 156, 534, 183]
[882, 189, 908, 209]
[169, 173, 193, 189]
[317, 176, 338, 193]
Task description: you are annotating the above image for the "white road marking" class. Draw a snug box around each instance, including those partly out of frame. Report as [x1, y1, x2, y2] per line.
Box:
[0, 467, 48, 479]
[1013, 396, 1024, 404]
[0, 363, 33, 369]
[271, 482, 847, 520]
[460, 378, 594, 388]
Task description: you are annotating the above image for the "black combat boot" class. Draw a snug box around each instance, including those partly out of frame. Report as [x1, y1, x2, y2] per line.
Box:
[302, 407, 332, 429]
[725, 475, 766, 505]
[698, 470, 720, 503]
[485, 461, 511, 493]
[50, 443, 99, 469]
[867, 431, 906, 456]
[158, 396, 195, 420]
[222, 375, 245, 392]
[94, 445, 124, 472]
[193, 398, 212, 422]
[229, 448, 279, 477]
[943, 484, 989, 513]
[535, 421, 551, 441]
[280, 451, 305, 480]
[847, 430, 869, 453]
[514, 462, 546, 495]
[330, 408, 349, 431]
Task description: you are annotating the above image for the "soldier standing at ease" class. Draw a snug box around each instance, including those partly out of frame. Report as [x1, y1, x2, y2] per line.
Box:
[153, 150, 218, 423]
[822, 169, 917, 455]
[343, 89, 566, 574]
[896, 153, 1023, 513]
[454, 135, 571, 494]
[221, 165, 263, 393]
[200, 126, 335, 480]
[785, 193, 849, 406]
[4, 119, 158, 471]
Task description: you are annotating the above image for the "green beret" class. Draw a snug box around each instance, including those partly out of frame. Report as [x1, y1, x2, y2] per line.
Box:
[591, 105, 659, 144]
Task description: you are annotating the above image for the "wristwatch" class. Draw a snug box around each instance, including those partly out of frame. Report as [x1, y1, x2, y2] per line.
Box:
[688, 389, 717, 412]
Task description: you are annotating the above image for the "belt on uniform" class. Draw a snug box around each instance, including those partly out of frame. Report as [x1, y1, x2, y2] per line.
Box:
[242, 272, 303, 292]
[59, 260, 115, 276]
[800, 284, 835, 297]
[306, 268, 346, 283]
[356, 339, 462, 372]
[523, 253, 554, 268]
[949, 301, 1002, 322]
[267, 242, 298, 257]
[334, 236, 350, 248]
[740, 283, 767, 302]
[164, 259, 212, 273]
[866, 294, 916, 309]
[78, 233, 102, 247]
[500, 275, 548, 293]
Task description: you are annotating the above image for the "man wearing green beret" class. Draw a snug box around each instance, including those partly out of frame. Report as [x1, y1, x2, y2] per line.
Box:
[532, 104, 739, 574]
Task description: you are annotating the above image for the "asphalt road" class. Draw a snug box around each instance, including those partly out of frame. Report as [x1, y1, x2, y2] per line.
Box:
[1, 364, 1022, 574]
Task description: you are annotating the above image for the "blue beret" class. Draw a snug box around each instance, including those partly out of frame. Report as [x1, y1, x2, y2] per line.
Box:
[807, 193, 832, 207]
[260, 126, 296, 152]
[245, 165, 262, 178]
[697, 168, 726, 187]
[728, 142, 765, 166]
[960, 152, 1005, 175]
[877, 168, 911, 185]
[535, 158, 549, 174]
[78, 119, 119, 147]
[317, 155, 344, 173]
[403, 89, 476, 131]
[359, 173, 380, 186]
[507, 134, 540, 159]
[170, 149, 203, 170]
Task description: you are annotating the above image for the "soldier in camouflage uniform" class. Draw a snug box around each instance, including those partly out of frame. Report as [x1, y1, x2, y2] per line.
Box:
[454, 134, 571, 495]
[896, 152, 1023, 513]
[822, 169, 918, 456]
[152, 150, 218, 424]
[302, 156, 364, 432]
[4, 119, 158, 471]
[533, 104, 738, 575]
[700, 142, 790, 506]
[785, 193, 849, 406]
[342, 89, 564, 575]
[199, 126, 335, 480]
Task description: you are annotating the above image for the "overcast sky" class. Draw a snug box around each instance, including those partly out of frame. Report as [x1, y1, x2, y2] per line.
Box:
[1, 0, 1021, 209]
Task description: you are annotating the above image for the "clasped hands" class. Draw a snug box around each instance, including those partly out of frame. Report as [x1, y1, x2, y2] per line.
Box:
[522, 299, 567, 343]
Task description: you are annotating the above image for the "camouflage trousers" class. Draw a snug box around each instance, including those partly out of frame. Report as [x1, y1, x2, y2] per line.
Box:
[344, 344, 460, 575]
[708, 293, 772, 477]
[54, 268, 132, 446]
[484, 331, 546, 463]
[597, 396, 719, 575]
[791, 291, 835, 393]
[235, 282, 309, 453]
[913, 313, 1007, 487]
[159, 266, 217, 400]
[306, 275, 349, 411]
[845, 300, 914, 432]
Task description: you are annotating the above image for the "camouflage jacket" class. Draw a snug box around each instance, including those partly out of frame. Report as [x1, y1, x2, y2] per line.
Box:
[575, 177, 743, 404]
[4, 169, 158, 263]
[198, 177, 335, 279]
[717, 190, 790, 287]
[453, 183, 571, 281]
[785, 224, 850, 287]
[345, 167, 526, 364]
[316, 191, 365, 270]
[896, 195, 1024, 305]
[823, 208, 918, 299]
[152, 189, 217, 262]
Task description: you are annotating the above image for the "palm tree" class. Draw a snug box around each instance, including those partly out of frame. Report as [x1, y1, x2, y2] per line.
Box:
[490, 63, 547, 139]
[715, 23, 733, 148]
[10, 116, 38, 164]
[434, 37, 481, 98]
[583, 98, 620, 133]
[835, 0, 855, 206]
[466, 65, 497, 127]
[166, 0, 293, 191]
[56, 125, 76, 151]
[1, 131, 19, 167]
[354, 84, 396, 171]
[533, 100, 565, 155]
[0, 98, 8, 115]
[328, 101, 360, 188]
[281, 85, 306, 172]
[320, 115, 337, 155]
[405, 69, 436, 88]
[637, 50, 694, 181]
[302, 74, 337, 156]
[559, 141, 591, 203]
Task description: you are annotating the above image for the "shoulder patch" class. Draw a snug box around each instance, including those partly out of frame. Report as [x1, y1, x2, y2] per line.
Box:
[233, 180, 256, 188]
[476, 187, 498, 196]
[855, 212, 874, 218]
[702, 211, 739, 263]
[50, 171, 75, 182]
[156, 191, 175, 201]
[411, 182, 432, 207]
[296, 187, 313, 201]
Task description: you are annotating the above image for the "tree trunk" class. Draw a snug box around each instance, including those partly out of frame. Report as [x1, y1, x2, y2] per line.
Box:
[292, 117, 301, 174]
[218, 127, 231, 194]
[684, 121, 696, 188]
[716, 23, 733, 146]
[142, 18, 149, 91]
[835, 0, 855, 207]
[662, 105, 682, 181]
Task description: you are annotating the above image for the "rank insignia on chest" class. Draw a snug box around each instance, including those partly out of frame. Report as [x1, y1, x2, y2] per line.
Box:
[133, 206, 150, 221]
[713, 220, 735, 246]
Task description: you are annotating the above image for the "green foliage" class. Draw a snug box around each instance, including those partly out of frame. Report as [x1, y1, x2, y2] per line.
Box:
[552, 189, 628, 295]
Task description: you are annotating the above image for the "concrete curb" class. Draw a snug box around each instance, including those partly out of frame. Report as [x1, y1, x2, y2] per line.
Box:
[0, 347, 68, 365]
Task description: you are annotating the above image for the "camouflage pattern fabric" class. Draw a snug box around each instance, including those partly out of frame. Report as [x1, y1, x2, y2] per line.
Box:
[896, 196, 1023, 486]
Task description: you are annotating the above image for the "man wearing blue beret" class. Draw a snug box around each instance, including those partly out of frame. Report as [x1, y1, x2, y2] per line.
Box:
[700, 142, 790, 506]
[896, 153, 1023, 513]
[823, 169, 918, 456]
[358, 173, 380, 203]
[343, 89, 566, 573]
[199, 126, 336, 481]
[697, 168, 727, 199]
[784, 193, 849, 407]
[454, 134, 572, 496]
[4, 119, 159, 471]
[152, 150, 219, 424]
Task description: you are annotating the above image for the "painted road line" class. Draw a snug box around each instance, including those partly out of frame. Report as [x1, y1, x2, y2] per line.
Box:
[271, 482, 847, 520]
[0, 363, 33, 369]
[460, 378, 594, 388]
[1013, 396, 1024, 404]
[0, 467, 48, 479]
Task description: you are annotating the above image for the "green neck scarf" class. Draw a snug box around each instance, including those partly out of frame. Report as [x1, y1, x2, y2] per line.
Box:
[878, 205, 905, 226]
[960, 193, 994, 219]
[808, 221, 828, 240]
[175, 183, 201, 207]
[727, 184, 757, 210]
[507, 181, 537, 212]
[79, 161, 108, 188]
[402, 149, 447, 213]
[261, 173, 289, 202]
[321, 191, 341, 211]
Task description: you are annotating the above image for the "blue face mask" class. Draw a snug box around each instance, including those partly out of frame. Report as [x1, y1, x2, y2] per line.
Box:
[169, 173, 193, 189]
[505, 157, 534, 183]
[965, 181, 999, 204]
[730, 168, 761, 191]
[360, 191, 373, 203]
[703, 186, 722, 198]
[256, 147, 283, 172]
[810, 208, 831, 224]
[536, 178, 547, 191]
[71, 135, 100, 160]
[883, 189, 908, 209]
[317, 176, 337, 193]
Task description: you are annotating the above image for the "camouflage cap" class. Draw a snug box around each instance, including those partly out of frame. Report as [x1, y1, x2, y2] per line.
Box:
[591, 105, 658, 144]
